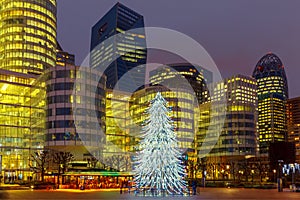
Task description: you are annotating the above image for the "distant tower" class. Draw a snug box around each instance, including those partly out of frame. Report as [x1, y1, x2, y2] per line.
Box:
[90, 3, 147, 91]
[252, 53, 288, 154]
[56, 41, 75, 66]
[0, 0, 57, 75]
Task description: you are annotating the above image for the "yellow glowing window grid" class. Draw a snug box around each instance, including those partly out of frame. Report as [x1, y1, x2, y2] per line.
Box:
[0, 0, 57, 74]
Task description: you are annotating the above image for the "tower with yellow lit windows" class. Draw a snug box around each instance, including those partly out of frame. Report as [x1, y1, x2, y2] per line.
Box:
[253, 53, 288, 154]
[0, 0, 57, 74]
[0, 0, 56, 183]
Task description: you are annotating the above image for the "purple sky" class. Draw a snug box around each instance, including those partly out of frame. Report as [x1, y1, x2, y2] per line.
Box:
[57, 0, 300, 98]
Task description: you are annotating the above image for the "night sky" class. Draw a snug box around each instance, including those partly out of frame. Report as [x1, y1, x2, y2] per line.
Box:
[57, 0, 300, 98]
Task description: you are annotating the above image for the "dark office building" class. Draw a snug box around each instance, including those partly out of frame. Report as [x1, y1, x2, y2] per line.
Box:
[252, 53, 288, 154]
[90, 3, 147, 91]
[269, 141, 295, 170]
[287, 97, 300, 163]
[56, 41, 75, 66]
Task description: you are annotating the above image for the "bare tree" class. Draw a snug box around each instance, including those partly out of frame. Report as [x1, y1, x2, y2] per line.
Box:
[87, 156, 98, 169]
[29, 150, 51, 182]
[105, 154, 132, 172]
[237, 160, 251, 182]
[53, 152, 74, 184]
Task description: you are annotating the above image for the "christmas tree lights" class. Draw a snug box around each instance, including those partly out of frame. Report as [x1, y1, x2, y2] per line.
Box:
[134, 92, 187, 195]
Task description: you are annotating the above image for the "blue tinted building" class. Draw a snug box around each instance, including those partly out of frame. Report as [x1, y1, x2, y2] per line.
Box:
[90, 3, 147, 91]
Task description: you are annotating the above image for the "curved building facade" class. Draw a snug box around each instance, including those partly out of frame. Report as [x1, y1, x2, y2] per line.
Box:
[253, 53, 288, 154]
[0, 0, 57, 74]
[45, 65, 106, 161]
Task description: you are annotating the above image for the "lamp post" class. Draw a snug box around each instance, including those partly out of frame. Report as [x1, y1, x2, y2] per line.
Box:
[226, 165, 230, 179]
[290, 164, 295, 190]
[251, 170, 254, 183]
[273, 169, 276, 183]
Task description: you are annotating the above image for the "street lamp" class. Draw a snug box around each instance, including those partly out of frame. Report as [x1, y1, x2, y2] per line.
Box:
[251, 170, 255, 183]
[290, 164, 295, 187]
[273, 169, 276, 183]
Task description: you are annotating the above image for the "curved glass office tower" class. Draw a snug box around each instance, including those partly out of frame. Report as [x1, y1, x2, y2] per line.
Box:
[0, 0, 57, 74]
[0, 0, 56, 183]
[253, 53, 288, 154]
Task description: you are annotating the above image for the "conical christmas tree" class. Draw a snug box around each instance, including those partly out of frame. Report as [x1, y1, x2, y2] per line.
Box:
[134, 92, 187, 195]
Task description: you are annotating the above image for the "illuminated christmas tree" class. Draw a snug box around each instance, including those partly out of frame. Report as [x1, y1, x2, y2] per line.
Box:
[134, 92, 187, 195]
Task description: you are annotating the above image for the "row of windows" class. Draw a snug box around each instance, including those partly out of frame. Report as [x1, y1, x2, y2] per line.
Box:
[1, 42, 55, 59]
[1, 52, 54, 66]
[1, 1, 56, 22]
[47, 83, 105, 96]
[210, 147, 255, 154]
[47, 82, 73, 91]
[48, 70, 106, 83]
[46, 120, 104, 129]
[224, 122, 255, 128]
[1, 10, 56, 30]
[1, 19, 56, 44]
[226, 114, 254, 120]
[47, 108, 105, 118]
[221, 139, 256, 145]
[47, 95, 71, 104]
[220, 130, 256, 136]
[46, 133, 103, 142]
[0, 23, 56, 48]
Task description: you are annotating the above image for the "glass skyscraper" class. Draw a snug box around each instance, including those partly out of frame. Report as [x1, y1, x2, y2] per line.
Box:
[252, 53, 288, 154]
[0, 0, 57, 75]
[198, 75, 258, 157]
[149, 63, 213, 104]
[197, 75, 258, 180]
[90, 2, 147, 91]
[0, 0, 57, 183]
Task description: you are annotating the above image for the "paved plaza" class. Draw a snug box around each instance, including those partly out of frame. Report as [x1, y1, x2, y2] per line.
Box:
[0, 188, 299, 199]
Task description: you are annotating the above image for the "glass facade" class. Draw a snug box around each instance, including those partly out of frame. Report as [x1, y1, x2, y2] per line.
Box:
[149, 63, 213, 104]
[105, 89, 137, 153]
[252, 53, 288, 154]
[0, 69, 45, 183]
[0, 0, 56, 183]
[90, 2, 147, 91]
[103, 89, 135, 172]
[0, 0, 57, 75]
[197, 75, 258, 159]
[45, 65, 106, 161]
